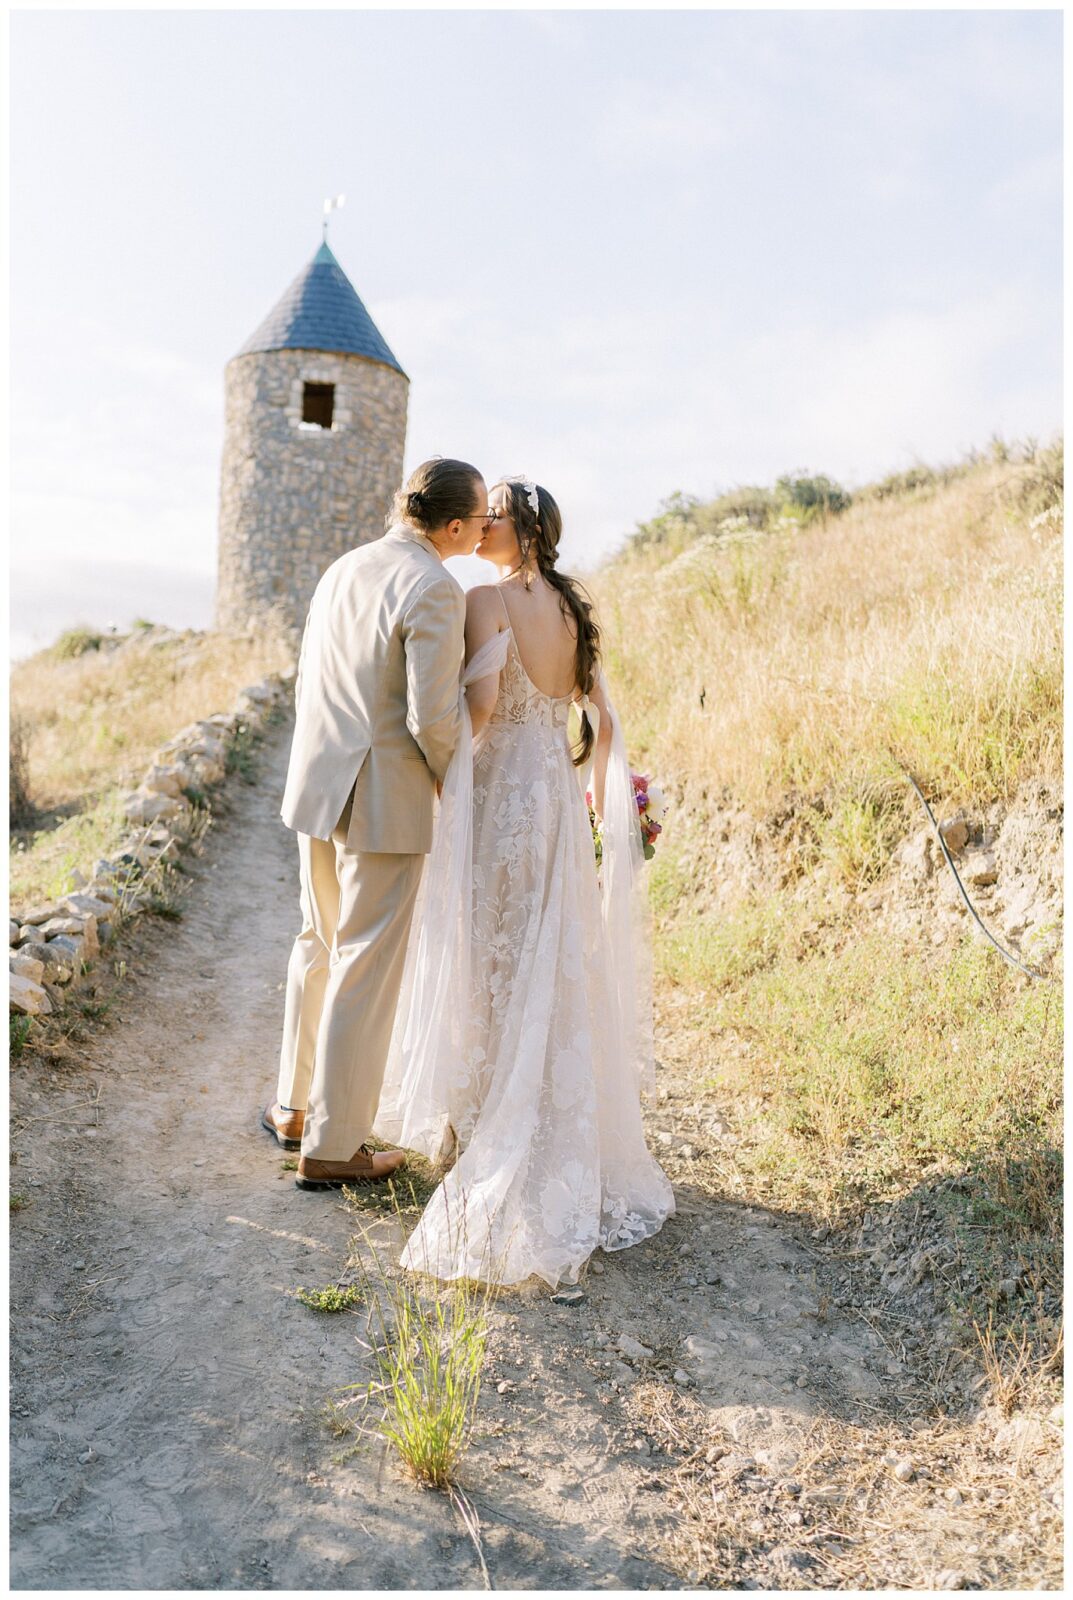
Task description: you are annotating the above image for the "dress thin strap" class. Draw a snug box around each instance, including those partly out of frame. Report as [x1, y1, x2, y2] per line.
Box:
[494, 585, 513, 634]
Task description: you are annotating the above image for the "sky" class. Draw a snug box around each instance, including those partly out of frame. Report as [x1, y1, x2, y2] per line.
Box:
[9, 7, 1063, 659]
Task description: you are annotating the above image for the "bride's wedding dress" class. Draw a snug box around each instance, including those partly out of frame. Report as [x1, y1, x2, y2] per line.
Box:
[374, 615, 674, 1288]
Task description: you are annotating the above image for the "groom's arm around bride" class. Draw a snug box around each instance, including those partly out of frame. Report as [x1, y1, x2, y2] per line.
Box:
[266, 458, 489, 1188]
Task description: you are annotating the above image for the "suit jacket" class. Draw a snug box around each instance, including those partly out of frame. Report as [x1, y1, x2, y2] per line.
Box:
[280, 523, 466, 853]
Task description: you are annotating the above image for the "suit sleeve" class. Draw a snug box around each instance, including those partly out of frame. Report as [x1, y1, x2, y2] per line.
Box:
[400, 575, 466, 782]
[294, 603, 312, 711]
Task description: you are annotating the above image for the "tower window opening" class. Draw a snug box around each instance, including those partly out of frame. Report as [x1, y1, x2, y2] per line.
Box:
[302, 382, 335, 429]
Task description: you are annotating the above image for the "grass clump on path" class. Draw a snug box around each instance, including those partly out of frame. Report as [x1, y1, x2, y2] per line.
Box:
[365, 1273, 489, 1489]
[295, 1283, 364, 1313]
[342, 1151, 442, 1218]
[343, 1184, 492, 1491]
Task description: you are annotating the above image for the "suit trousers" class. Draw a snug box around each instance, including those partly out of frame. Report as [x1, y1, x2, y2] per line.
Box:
[276, 791, 425, 1160]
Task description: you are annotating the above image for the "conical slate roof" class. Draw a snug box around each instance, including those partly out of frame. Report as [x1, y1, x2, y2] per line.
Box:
[235, 242, 405, 375]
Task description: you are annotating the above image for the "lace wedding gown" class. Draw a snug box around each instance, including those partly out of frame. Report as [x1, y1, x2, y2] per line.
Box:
[373, 623, 674, 1288]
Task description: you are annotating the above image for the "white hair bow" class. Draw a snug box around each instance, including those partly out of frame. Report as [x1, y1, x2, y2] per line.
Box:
[506, 476, 540, 518]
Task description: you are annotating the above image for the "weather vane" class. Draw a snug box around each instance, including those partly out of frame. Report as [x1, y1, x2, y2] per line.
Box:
[323, 194, 346, 241]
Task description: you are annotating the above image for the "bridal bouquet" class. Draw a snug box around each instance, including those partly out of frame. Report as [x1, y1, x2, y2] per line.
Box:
[585, 773, 666, 865]
[585, 798, 604, 869]
[633, 772, 666, 861]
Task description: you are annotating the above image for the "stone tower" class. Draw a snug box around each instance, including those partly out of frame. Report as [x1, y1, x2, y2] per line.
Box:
[215, 241, 408, 636]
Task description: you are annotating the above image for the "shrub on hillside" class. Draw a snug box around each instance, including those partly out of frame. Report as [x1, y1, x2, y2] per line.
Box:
[10, 716, 34, 829]
[629, 473, 852, 552]
[774, 473, 852, 519]
[52, 627, 103, 660]
[1015, 436, 1063, 518]
[707, 485, 777, 529]
[864, 464, 951, 501]
[629, 492, 705, 551]
[630, 485, 780, 551]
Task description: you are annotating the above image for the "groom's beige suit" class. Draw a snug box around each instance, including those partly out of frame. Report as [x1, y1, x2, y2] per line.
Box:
[277, 523, 466, 1160]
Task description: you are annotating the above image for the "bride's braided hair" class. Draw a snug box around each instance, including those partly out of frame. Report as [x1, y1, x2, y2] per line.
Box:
[495, 480, 601, 768]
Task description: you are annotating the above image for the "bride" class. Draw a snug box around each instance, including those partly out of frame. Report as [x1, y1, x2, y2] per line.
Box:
[374, 476, 673, 1288]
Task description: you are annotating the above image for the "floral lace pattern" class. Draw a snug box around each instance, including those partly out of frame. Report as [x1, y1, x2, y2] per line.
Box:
[381, 630, 674, 1289]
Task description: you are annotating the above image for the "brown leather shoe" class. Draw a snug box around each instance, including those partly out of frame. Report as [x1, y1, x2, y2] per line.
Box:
[261, 1102, 305, 1151]
[295, 1144, 406, 1191]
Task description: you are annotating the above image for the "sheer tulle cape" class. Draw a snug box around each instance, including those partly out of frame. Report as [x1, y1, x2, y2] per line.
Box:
[373, 629, 510, 1160]
[580, 676, 657, 1101]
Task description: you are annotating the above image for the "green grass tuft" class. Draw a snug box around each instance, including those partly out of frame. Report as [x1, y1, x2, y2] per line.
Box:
[295, 1283, 364, 1313]
[343, 1151, 443, 1217]
[10, 1015, 33, 1055]
[357, 1272, 489, 1489]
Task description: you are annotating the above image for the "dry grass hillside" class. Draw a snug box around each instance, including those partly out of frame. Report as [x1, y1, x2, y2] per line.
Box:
[594, 442, 1063, 1422]
[10, 622, 293, 908]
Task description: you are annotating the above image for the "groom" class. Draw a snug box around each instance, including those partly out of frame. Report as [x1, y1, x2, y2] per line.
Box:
[264, 458, 490, 1189]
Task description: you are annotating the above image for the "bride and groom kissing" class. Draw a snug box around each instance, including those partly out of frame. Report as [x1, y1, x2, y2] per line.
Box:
[263, 457, 673, 1290]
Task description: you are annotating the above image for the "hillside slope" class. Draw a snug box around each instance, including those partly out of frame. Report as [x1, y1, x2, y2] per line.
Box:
[594, 446, 1063, 1426]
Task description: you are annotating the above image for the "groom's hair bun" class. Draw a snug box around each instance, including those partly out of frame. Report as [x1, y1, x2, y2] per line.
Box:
[390, 457, 484, 533]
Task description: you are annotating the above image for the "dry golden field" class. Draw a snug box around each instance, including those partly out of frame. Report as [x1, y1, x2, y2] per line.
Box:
[10, 623, 293, 906]
[598, 452, 1061, 843]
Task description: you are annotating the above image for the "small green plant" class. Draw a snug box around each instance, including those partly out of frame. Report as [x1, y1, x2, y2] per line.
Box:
[281, 1157, 299, 1172]
[9, 1015, 33, 1055]
[225, 724, 259, 784]
[10, 1192, 29, 1213]
[320, 1396, 356, 1438]
[145, 893, 182, 921]
[77, 995, 111, 1022]
[295, 1283, 364, 1313]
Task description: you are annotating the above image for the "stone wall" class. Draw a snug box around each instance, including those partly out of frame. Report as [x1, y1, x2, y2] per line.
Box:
[10, 676, 293, 1019]
[216, 349, 408, 637]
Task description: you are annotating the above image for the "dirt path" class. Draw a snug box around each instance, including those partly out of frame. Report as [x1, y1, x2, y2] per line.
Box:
[10, 721, 1059, 1590]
